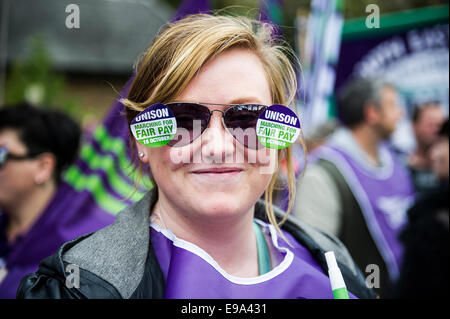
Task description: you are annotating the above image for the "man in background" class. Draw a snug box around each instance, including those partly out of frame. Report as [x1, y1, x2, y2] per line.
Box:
[294, 78, 415, 298]
[408, 102, 446, 194]
[393, 119, 448, 298]
[0, 103, 114, 298]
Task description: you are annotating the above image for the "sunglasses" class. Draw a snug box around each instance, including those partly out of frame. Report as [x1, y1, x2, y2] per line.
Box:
[0, 146, 39, 169]
[163, 102, 268, 149]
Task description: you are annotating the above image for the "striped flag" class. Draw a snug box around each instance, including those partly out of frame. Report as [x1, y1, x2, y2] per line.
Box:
[62, 78, 149, 216]
[63, 0, 213, 217]
[0, 0, 213, 298]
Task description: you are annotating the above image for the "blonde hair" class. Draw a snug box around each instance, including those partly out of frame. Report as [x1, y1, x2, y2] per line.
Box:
[122, 13, 306, 237]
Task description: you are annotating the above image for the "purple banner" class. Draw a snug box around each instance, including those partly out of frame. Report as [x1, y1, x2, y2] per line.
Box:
[335, 6, 449, 152]
[171, 0, 211, 22]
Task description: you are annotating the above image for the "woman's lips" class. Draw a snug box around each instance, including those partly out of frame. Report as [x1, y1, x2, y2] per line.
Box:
[190, 167, 244, 182]
[191, 167, 244, 174]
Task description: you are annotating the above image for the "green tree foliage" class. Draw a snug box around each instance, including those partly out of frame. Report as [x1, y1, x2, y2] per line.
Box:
[5, 36, 80, 119]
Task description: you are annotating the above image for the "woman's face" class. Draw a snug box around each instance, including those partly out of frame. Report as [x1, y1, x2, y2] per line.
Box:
[430, 136, 449, 181]
[138, 48, 277, 220]
[0, 129, 37, 211]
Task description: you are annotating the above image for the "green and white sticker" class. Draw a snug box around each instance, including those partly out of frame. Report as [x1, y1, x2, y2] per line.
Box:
[256, 104, 301, 149]
[130, 103, 176, 147]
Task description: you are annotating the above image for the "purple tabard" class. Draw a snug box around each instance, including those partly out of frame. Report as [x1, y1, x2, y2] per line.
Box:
[150, 220, 357, 299]
[315, 143, 415, 280]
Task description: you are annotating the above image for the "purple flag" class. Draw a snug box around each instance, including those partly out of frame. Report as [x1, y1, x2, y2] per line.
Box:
[171, 0, 211, 22]
[259, 0, 284, 36]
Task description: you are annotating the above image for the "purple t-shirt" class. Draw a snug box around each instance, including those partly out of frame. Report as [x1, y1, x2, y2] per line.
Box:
[150, 219, 356, 299]
[0, 182, 115, 299]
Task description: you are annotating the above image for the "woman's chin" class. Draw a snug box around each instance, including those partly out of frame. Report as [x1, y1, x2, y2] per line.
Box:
[191, 199, 247, 220]
[188, 170, 245, 190]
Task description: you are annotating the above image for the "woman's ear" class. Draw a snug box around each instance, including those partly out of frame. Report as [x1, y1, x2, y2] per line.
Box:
[135, 141, 149, 163]
[34, 152, 56, 185]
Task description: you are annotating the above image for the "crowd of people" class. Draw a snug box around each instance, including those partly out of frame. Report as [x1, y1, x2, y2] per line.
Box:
[0, 103, 114, 298]
[0, 13, 448, 299]
[294, 78, 448, 298]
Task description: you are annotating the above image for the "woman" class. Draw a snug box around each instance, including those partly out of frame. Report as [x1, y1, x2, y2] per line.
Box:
[18, 14, 374, 299]
[0, 103, 113, 298]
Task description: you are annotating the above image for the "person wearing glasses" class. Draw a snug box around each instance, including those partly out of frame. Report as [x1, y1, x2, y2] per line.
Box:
[18, 14, 374, 299]
[0, 103, 113, 298]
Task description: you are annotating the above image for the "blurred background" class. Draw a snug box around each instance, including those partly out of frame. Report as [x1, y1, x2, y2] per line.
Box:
[1, 0, 447, 133]
[0, 0, 448, 299]
[0, 0, 448, 211]
[0, 0, 448, 208]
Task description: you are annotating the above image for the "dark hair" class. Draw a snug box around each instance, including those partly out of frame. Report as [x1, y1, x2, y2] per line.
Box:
[336, 77, 394, 128]
[411, 102, 442, 123]
[0, 102, 81, 184]
[438, 119, 449, 138]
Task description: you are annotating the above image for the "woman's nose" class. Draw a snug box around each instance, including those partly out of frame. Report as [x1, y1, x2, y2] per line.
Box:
[200, 111, 235, 163]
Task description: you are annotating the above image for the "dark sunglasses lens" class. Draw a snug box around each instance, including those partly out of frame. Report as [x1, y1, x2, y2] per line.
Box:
[167, 103, 210, 147]
[224, 105, 266, 149]
[0, 148, 6, 168]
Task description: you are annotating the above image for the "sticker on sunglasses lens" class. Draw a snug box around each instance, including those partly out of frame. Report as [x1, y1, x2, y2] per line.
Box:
[256, 104, 301, 149]
[130, 103, 177, 147]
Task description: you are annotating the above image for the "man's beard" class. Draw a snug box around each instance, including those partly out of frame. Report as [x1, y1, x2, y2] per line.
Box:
[376, 124, 395, 141]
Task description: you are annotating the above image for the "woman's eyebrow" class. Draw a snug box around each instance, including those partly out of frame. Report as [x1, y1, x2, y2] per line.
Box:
[175, 97, 265, 105]
[228, 97, 264, 104]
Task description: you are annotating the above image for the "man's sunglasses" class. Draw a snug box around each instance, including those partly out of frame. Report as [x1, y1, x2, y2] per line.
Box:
[162, 102, 268, 149]
[0, 146, 39, 169]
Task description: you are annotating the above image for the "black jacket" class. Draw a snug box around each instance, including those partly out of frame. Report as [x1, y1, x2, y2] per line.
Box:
[17, 190, 376, 299]
[392, 182, 449, 298]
